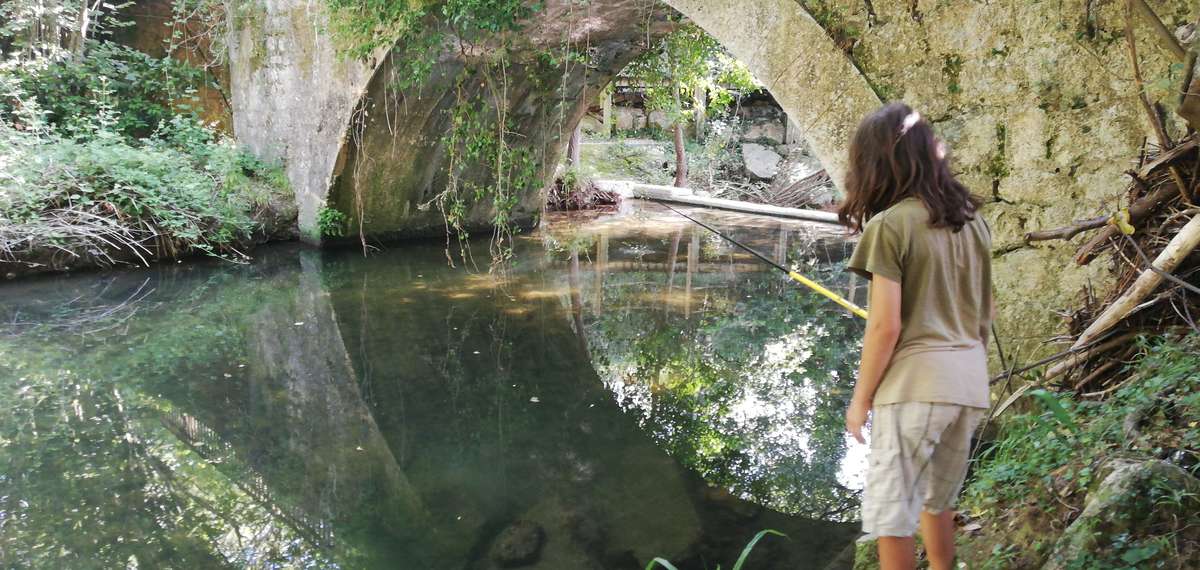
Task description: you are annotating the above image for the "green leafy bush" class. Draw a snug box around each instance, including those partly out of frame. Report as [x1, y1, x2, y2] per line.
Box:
[962, 334, 1200, 567]
[0, 95, 287, 262]
[1, 17, 290, 267]
[1, 42, 206, 138]
[316, 206, 348, 238]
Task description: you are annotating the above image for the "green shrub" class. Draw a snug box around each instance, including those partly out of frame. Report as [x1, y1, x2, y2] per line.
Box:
[0, 101, 287, 261]
[1, 42, 207, 138]
[316, 206, 348, 238]
[1, 27, 290, 266]
[962, 334, 1200, 567]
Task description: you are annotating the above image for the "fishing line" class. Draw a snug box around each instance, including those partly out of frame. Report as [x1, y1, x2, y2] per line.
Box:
[658, 202, 869, 320]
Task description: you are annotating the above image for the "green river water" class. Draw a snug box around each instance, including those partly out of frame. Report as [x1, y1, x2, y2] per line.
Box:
[0, 203, 867, 569]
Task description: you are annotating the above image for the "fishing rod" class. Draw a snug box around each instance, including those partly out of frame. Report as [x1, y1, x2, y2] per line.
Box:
[659, 202, 869, 320]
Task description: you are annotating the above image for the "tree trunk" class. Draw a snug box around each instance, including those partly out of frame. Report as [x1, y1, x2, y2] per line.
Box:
[666, 230, 682, 286]
[600, 88, 614, 138]
[693, 87, 707, 140]
[567, 122, 583, 166]
[568, 249, 589, 355]
[685, 229, 699, 317]
[673, 121, 688, 187]
[69, 0, 91, 57]
[672, 81, 688, 188]
[594, 232, 608, 313]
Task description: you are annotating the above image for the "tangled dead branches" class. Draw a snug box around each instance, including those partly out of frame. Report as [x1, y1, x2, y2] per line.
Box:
[1034, 135, 1200, 394]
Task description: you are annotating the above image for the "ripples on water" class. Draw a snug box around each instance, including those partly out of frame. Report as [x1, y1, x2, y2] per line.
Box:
[0, 203, 866, 569]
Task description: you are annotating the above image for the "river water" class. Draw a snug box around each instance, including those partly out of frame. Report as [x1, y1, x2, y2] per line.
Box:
[0, 202, 866, 569]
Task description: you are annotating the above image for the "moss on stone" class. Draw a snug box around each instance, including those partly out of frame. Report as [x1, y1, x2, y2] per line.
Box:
[231, 0, 269, 72]
[983, 123, 1009, 181]
[941, 53, 963, 95]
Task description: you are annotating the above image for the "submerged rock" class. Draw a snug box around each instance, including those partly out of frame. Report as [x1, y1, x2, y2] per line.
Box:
[490, 520, 546, 567]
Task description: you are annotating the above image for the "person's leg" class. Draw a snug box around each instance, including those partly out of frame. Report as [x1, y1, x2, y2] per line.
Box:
[919, 509, 956, 570]
[877, 536, 916, 570]
[920, 405, 986, 570]
[864, 403, 959, 569]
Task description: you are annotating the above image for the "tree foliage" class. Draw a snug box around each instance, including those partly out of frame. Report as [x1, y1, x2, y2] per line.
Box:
[0, 0, 288, 264]
[621, 23, 758, 126]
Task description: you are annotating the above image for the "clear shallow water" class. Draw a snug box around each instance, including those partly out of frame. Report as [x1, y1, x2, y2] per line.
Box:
[0, 203, 866, 569]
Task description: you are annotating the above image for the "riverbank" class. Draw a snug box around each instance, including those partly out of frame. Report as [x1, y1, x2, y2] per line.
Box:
[0, 116, 296, 280]
[0, 18, 298, 281]
[852, 332, 1200, 569]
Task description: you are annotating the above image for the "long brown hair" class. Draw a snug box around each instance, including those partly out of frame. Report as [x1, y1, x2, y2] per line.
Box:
[837, 102, 981, 233]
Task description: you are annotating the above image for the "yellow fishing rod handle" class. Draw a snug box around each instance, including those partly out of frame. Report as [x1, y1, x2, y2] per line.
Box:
[787, 271, 870, 320]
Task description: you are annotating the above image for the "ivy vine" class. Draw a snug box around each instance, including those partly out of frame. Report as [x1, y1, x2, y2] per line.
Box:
[324, 0, 564, 267]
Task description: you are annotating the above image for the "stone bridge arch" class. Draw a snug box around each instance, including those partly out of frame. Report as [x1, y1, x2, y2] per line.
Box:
[224, 0, 1199, 371]
[228, 0, 878, 243]
[661, 0, 880, 191]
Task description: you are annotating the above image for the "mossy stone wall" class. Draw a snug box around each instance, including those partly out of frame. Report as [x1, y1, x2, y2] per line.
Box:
[779, 0, 1196, 358]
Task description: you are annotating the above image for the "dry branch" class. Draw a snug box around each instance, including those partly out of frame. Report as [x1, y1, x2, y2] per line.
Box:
[1043, 332, 1139, 382]
[1123, 3, 1192, 205]
[1025, 216, 1108, 244]
[1046, 9, 1200, 393]
[1075, 175, 1189, 264]
[1069, 213, 1200, 350]
[1072, 358, 1121, 391]
[1129, 0, 1187, 61]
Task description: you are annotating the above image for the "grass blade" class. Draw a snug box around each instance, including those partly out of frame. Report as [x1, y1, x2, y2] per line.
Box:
[645, 557, 681, 570]
[1029, 389, 1078, 432]
[731, 529, 787, 570]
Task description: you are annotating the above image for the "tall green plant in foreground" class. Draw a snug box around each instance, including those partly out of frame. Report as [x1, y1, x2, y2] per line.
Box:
[645, 529, 787, 570]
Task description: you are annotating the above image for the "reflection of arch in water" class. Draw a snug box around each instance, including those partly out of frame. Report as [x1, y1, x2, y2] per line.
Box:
[147, 244, 861, 566]
[161, 410, 334, 548]
[319, 246, 862, 567]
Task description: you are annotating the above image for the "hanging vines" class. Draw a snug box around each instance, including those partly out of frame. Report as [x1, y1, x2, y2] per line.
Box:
[325, 0, 571, 268]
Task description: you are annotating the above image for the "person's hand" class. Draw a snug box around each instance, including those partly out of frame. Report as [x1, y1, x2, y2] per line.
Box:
[845, 397, 871, 444]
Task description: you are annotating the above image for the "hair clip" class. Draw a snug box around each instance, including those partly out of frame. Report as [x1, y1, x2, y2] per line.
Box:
[898, 110, 921, 137]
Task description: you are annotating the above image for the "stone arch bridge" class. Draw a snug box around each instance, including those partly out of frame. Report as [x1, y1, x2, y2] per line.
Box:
[227, 0, 1194, 354]
[228, 0, 878, 244]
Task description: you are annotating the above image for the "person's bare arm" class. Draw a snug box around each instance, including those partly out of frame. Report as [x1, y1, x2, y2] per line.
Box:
[846, 274, 903, 444]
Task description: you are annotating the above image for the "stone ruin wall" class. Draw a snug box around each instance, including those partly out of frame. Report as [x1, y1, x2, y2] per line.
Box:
[816, 0, 1197, 356]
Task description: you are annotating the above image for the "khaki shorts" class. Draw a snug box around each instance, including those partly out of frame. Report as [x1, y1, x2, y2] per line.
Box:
[861, 402, 985, 537]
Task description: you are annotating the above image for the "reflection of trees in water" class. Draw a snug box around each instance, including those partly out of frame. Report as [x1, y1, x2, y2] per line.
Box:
[0, 264, 336, 568]
[574, 230, 864, 521]
[1, 218, 863, 567]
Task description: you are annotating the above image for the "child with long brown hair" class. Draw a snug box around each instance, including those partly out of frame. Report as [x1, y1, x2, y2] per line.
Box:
[840, 102, 993, 569]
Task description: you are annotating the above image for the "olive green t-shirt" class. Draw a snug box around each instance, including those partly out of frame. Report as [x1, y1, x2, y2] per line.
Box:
[847, 197, 993, 409]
